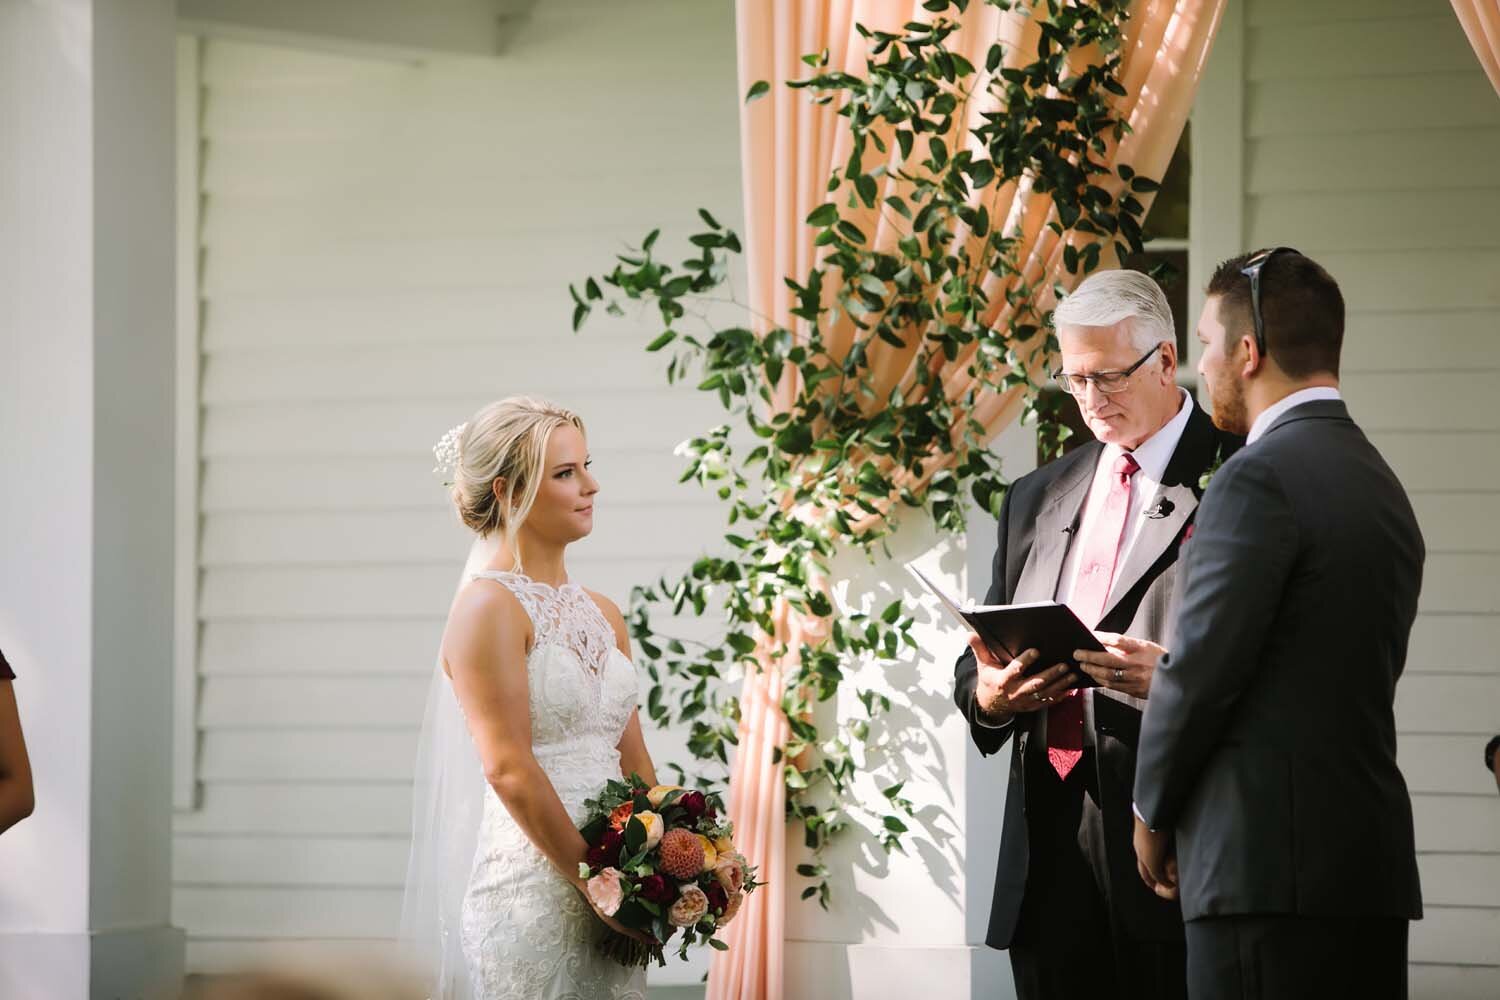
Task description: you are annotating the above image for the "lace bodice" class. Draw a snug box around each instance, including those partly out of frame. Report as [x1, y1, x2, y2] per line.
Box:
[459, 571, 645, 1000]
[468, 571, 638, 805]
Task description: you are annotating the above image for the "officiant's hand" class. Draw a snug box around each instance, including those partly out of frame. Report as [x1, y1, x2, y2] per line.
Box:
[1133, 814, 1179, 901]
[1074, 634, 1166, 699]
[968, 636, 1075, 721]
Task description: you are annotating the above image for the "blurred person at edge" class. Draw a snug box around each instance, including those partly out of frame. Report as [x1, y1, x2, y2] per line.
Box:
[0, 645, 35, 835]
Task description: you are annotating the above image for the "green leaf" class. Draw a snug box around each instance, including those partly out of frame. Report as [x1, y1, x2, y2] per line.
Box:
[774, 422, 814, 455]
[625, 816, 647, 854]
[745, 80, 770, 103]
[710, 937, 729, 951]
[806, 203, 839, 227]
[645, 330, 677, 352]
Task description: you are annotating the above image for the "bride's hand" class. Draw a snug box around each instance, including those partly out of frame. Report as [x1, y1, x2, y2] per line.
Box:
[575, 882, 654, 944]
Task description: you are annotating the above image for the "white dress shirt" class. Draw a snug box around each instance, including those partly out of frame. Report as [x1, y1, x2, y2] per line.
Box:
[1246, 386, 1342, 445]
[1057, 389, 1195, 616]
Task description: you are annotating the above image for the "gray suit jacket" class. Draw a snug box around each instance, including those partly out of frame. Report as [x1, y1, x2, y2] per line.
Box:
[955, 403, 1238, 946]
[1134, 399, 1424, 922]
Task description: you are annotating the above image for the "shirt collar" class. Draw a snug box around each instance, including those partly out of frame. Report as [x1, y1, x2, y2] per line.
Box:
[1246, 386, 1342, 445]
[1106, 388, 1193, 481]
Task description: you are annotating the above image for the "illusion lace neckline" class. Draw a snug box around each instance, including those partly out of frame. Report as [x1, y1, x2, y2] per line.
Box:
[470, 569, 615, 677]
[472, 568, 578, 591]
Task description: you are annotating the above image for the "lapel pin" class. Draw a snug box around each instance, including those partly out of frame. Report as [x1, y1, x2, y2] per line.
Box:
[1144, 498, 1175, 519]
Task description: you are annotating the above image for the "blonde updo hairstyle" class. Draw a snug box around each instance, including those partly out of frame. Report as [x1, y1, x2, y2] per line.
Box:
[450, 396, 587, 570]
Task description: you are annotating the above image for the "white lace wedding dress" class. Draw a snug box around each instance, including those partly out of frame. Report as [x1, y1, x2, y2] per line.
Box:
[458, 570, 647, 1000]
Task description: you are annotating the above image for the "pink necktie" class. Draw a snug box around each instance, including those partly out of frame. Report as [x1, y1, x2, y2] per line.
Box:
[1047, 452, 1139, 779]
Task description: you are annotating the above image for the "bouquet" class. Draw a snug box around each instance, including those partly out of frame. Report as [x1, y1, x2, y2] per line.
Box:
[577, 774, 762, 968]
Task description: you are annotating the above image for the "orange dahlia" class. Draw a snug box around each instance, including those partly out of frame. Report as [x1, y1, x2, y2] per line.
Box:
[658, 827, 705, 880]
[609, 801, 635, 831]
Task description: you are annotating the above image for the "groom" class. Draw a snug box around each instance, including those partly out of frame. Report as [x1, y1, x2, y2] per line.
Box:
[953, 269, 1238, 1000]
[1132, 249, 1424, 999]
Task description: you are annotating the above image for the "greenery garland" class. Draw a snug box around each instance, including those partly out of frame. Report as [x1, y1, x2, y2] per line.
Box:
[571, 0, 1159, 907]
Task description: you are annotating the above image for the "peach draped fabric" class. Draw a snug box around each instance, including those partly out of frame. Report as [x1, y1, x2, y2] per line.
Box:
[1453, 1, 1500, 97]
[708, 4, 1225, 998]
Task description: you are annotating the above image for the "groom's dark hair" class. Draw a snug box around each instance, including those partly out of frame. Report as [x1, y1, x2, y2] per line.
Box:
[1206, 250, 1345, 378]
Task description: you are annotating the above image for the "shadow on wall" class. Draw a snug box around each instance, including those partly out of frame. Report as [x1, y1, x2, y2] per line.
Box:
[786, 517, 972, 946]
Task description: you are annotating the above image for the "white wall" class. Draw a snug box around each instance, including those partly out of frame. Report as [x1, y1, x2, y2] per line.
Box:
[171, 0, 739, 979]
[1231, 2, 1500, 995]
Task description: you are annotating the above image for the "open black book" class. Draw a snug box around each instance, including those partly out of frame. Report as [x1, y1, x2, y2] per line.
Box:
[910, 566, 1102, 688]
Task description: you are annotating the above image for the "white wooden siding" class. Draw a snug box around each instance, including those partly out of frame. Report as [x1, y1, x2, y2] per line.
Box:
[1246, 1, 1500, 993]
[173, 0, 739, 974]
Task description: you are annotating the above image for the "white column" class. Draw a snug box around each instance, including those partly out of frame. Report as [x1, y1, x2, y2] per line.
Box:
[0, 1, 184, 997]
[780, 422, 1035, 999]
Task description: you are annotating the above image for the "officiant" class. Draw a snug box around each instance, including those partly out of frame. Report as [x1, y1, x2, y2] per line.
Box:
[952, 269, 1239, 1000]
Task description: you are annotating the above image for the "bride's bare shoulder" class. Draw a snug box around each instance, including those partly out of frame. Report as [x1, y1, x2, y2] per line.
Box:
[446, 578, 533, 653]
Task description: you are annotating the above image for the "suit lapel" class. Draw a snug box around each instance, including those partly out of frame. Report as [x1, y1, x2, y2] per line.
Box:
[1099, 404, 1217, 623]
[1013, 443, 1099, 604]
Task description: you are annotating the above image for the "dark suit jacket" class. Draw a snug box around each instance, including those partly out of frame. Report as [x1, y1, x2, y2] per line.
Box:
[954, 402, 1238, 948]
[1134, 399, 1424, 922]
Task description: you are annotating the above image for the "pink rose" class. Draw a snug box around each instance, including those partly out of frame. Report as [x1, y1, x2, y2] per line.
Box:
[586, 867, 625, 917]
[719, 890, 744, 926]
[668, 883, 709, 928]
[713, 854, 746, 895]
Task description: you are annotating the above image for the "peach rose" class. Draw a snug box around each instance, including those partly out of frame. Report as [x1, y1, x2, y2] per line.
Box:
[636, 810, 665, 851]
[586, 867, 625, 917]
[713, 854, 746, 895]
[646, 784, 685, 808]
[668, 883, 709, 928]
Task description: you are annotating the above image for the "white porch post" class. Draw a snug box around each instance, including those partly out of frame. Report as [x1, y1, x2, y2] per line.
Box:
[0, 1, 184, 997]
[779, 422, 1034, 999]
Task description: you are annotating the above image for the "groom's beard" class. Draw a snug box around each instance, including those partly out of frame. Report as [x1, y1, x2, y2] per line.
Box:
[1205, 369, 1250, 436]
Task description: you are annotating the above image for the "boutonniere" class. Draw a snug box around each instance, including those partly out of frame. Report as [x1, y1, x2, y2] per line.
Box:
[1197, 443, 1228, 493]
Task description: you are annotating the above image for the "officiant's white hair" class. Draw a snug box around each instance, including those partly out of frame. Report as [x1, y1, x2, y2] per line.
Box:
[1052, 269, 1175, 352]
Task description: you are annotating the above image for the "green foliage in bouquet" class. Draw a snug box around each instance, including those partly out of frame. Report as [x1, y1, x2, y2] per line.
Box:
[570, 0, 1157, 906]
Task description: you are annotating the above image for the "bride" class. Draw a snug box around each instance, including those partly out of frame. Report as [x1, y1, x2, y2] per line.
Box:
[400, 396, 656, 999]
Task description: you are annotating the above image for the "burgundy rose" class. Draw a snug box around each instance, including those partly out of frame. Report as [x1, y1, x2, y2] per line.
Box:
[586, 827, 624, 869]
[706, 882, 729, 914]
[679, 790, 707, 820]
[636, 874, 672, 905]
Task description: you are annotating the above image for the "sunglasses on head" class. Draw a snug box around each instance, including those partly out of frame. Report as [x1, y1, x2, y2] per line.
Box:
[1239, 246, 1301, 357]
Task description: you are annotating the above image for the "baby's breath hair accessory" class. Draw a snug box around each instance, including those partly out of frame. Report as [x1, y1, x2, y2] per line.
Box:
[432, 422, 468, 485]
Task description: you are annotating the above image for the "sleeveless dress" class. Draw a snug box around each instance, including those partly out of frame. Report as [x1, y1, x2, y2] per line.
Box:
[458, 570, 647, 1000]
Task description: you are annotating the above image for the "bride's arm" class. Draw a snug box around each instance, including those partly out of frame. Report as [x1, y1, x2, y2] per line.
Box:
[617, 711, 657, 788]
[589, 590, 658, 787]
[443, 583, 592, 889]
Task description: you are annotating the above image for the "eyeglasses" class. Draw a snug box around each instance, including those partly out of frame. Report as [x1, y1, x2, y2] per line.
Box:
[1239, 246, 1301, 357]
[1054, 344, 1162, 396]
